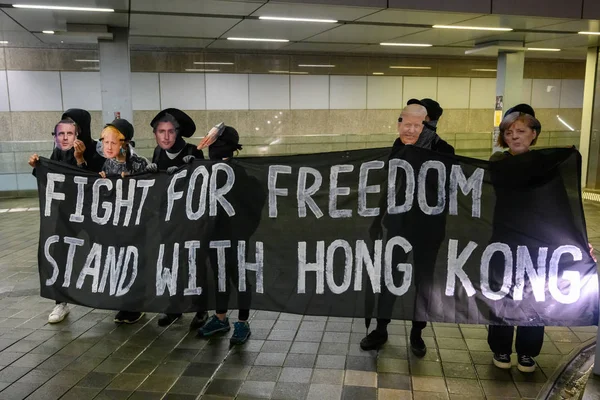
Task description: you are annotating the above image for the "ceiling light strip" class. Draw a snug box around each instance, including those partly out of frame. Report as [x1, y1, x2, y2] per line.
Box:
[193, 62, 234, 65]
[472, 68, 497, 72]
[557, 115, 575, 131]
[527, 47, 561, 51]
[259, 16, 337, 23]
[13, 4, 114, 12]
[433, 24, 513, 31]
[227, 37, 289, 42]
[579, 31, 600, 35]
[298, 64, 335, 68]
[185, 69, 220, 72]
[75, 59, 99, 62]
[380, 42, 432, 47]
[389, 66, 431, 70]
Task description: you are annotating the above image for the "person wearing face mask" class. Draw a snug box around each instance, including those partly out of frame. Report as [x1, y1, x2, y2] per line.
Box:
[196, 125, 266, 345]
[150, 108, 204, 173]
[361, 104, 454, 356]
[406, 98, 443, 133]
[150, 109, 208, 329]
[28, 116, 88, 324]
[487, 104, 595, 373]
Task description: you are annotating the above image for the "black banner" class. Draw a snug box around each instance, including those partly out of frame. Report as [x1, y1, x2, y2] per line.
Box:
[35, 146, 599, 326]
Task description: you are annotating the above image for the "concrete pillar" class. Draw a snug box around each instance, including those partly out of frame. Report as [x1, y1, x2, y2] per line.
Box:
[582, 48, 600, 189]
[492, 51, 525, 154]
[98, 27, 132, 124]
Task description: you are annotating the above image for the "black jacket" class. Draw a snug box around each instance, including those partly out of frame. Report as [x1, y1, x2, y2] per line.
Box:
[152, 143, 204, 170]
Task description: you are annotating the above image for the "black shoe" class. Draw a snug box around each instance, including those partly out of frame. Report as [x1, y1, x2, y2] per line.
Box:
[493, 353, 512, 369]
[410, 336, 427, 358]
[189, 311, 209, 330]
[157, 313, 182, 327]
[360, 330, 388, 350]
[517, 354, 536, 373]
[114, 311, 144, 324]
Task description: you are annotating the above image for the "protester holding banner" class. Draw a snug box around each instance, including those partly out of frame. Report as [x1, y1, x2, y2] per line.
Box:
[196, 125, 260, 345]
[150, 108, 209, 329]
[28, 110, 103, 324]
[360, 103, 454, 356]
[486, 104, 594, 373]
[99, 118, 155, 323]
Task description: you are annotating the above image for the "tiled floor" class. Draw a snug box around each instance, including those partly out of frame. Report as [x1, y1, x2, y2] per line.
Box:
[0, 196, 597, 400]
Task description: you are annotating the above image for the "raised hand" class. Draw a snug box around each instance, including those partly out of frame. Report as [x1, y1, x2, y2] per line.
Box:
[28, 153, 39, 167]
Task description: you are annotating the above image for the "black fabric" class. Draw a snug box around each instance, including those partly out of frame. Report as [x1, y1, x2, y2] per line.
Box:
[209, 126, 242, 160]
[167, 136, 187, 155]
[106, 119, 134, 141]
[33, 146, 598, 325]
[152, 143, 204, 170]
[487, 325, 544, 356]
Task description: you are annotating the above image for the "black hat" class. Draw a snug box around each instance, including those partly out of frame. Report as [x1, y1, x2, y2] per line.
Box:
[106, 118, 134, 141]
[407, 98, 443, 121]
[150, 108, 196, 138]
[209, 126, 243, 160]
[504, 103, 535, 118]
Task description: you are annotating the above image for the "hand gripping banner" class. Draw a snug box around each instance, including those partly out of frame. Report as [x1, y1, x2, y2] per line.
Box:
[35, 146, 599, 326]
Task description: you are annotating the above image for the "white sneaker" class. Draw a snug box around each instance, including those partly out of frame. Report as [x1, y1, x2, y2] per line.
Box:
[48, 303, 69, 324]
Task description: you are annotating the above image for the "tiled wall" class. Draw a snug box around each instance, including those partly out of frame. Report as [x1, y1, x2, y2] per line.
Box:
[0, 47, 586, 196]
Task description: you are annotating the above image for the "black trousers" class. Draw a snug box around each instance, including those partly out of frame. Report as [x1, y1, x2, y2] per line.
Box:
[377, 318, 426, 335]
[210, 244, 251, 321]
[487, 325, 544, 357]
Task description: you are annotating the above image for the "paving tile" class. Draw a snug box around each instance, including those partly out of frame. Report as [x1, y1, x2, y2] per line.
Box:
[247, 366, 281, 382]
[138, 374, 178, 392]
[474, 364, 513, 381]
[412, 376, 448, 392]
[94, 389, 134, 400]
[78, 372, 117, 388]
[377, 372, 411, 390]
[271, 381, 310, 400]
[60, 386, 102, 400]
[182, 362, 219, 377]
[409, 360, 443, 376]
[377, 388, 412, 400]
[310, 368, 344, 385]
[446, 377, 484, 395]
[168, 376, 209, 395]
[260, 340, 292, 353]
[0, 366, 31, 383]
[315, 355, 346, 369]
[377, 358, 409, 374]
[439, 349, 472, 364]
[290, 341, 319, 354]
[480, 379, 520, 397]
[0, 382, 37, 400]
[344, 370, 377, 387]
[306, 383, 342, 400]
[254, 352, 286, 367]
[283, 353, 316, 368]
[278, 367, 312, 383]
[443, 362, 478, 379]
[515, 381, 545, 398]
[345, 355, 376, 371]
[341, 385, 377, 399]
[237, 380, 276, 398]
[202, 377, 243, 398]
[214, 364, 251, 380]
[106, 373, 147, 391]
[413, 391, 450, 399]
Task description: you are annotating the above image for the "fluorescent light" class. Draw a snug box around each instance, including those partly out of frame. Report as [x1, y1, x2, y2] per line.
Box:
[13, 4, 114, 12]
[433, 24, 513, 31]
[389, 66, 431, 70]
[0, 41, 7, 44]
[380, 42, 432, 47]
[527, 47, 561, 52]
[82, 67, 99, 70]
[42, 30, 54, 34]
[227, 37, 289, 42]
[193, 61, 234, 65]
[75, 59, 99, 62]
[269, 70, 309, 74]
[259, 16, 337, 23]
[557, 115, 575, 131]
[372, 72, 384, 75]
[185, 68, 219, 72]
[579, 31, 600, 35]
[472, 68, 497, 72]
[298, 64, 335, 68]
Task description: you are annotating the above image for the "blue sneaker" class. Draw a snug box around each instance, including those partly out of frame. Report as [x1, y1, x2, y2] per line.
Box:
[230, 321, 251, 345]
[198, 315, 230, 337]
